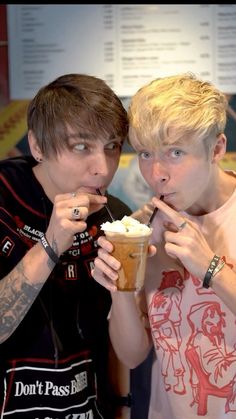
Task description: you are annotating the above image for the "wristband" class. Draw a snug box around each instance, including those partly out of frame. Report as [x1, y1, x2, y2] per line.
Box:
[40, 235, 59, 264]
[114, 393, 132, 407]
[212, 259, 225, 278]
[202, 254, 220, 288]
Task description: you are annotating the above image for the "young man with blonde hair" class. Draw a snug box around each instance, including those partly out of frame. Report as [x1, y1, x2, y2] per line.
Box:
[92, 73, 236, 418]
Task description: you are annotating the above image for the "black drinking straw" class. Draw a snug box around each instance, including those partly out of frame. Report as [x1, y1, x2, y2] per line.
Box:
[147, 195, 164, 227]
[96, 188, 115, 222]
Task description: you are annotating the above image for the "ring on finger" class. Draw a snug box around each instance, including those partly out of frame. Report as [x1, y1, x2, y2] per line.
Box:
[72, 206, 81, 220]
[178, 220, 187, 231]
[71, 192, 76, 198]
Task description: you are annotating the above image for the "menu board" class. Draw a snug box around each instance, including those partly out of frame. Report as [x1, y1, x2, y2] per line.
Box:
[7, 4, 236, 99]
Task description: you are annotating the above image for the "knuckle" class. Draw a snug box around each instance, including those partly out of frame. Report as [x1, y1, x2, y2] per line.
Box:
[97, 248, 106, 259]
[97, 236, 105, 246]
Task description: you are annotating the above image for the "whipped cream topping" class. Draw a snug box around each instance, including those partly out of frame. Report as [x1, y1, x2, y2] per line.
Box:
[100, 215, 151, 236]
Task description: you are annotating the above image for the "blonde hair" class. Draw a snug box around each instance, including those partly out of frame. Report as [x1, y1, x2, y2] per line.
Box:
[128, 73, 228, 151]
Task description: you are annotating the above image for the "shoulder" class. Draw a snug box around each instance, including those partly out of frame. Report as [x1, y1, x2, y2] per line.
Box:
[0, 155, 35, 177]
[0, 156, 35, 197]
[0, 156, 41, 208]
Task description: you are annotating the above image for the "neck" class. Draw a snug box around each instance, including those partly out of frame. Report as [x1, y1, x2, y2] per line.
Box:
[187, 168, 236, 216]
[33, 163, 55, 203]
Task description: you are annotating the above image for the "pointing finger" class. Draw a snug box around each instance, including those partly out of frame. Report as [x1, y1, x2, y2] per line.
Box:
[152, 197, 187, 231]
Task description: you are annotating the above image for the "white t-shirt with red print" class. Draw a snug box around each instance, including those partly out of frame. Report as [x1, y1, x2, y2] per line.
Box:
[145, 171, 236, 419]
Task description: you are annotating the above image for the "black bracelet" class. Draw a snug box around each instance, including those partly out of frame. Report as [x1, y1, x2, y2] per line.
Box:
[114, 392, 132, 407]
[202, 254, 220, 288]
[40, 235, 60, 265]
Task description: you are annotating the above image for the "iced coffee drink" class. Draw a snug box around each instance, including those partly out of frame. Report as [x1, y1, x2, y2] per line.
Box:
[101, 216, 152, 291]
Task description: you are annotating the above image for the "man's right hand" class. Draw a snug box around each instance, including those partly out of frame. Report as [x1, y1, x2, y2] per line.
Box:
[92, 236, 120, 292]
[92, 235, 157, 292]
[45, 191, 107, 256]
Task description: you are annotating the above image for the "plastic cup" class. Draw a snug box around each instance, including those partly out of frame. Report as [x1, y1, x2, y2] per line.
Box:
[105, 230, 152, 291]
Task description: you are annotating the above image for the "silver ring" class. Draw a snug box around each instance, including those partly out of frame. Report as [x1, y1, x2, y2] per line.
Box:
[72, 207, 80, 219]
[71, 192, 76, 198]
[178, 220, 187, 231]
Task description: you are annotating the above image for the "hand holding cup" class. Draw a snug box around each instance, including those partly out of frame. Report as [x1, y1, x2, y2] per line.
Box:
[100, 216, 152, 291]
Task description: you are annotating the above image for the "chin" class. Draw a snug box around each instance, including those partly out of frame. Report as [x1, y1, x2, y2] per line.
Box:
[164, 196, 184, 212]
[163, 195, 176, 208]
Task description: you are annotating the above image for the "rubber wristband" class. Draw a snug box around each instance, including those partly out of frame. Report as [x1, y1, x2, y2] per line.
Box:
[114, 393, 132, 407]
[212, 259, 225, 278]
[40, 235, 59, 264]
[202, 254, 220, 288]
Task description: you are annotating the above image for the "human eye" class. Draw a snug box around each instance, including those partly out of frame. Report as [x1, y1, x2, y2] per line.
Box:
[138, 151, 151, 160]
[105, 142, 122, 151]
[170, 148, 184, 158]
[73, 143, 88, 152]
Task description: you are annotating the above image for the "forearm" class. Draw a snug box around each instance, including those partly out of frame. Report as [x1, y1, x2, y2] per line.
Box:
[109, 292, 152, 369]
[210, 264, 236, 315]
[0, 241, 55, 343]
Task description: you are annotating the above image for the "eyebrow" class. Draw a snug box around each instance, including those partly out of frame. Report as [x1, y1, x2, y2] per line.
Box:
[162, 140, 186, 148]
[67, 132, 117, 141]
[67, 133, 94, 140]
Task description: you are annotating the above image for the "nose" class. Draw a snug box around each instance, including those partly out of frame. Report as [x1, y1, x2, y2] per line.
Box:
[90, 152, 109, 176]
[152, 161, 169, 184]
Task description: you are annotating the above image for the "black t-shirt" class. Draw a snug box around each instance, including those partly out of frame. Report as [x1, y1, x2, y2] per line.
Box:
[0, 156, 131, 419]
